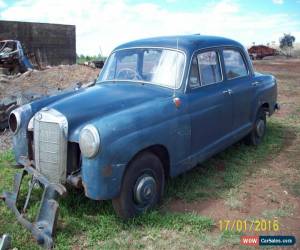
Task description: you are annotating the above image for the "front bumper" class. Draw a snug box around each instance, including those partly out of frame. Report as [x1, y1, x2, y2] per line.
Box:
[1, 165, 67, 249]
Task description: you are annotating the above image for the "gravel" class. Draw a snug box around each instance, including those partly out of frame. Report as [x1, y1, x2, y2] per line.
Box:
[0, 129, 12, 153]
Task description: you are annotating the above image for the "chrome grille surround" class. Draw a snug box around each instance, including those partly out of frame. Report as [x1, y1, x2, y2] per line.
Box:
[33, 108, 68, 184]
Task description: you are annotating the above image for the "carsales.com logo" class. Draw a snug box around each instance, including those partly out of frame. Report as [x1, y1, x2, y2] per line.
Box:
[240, 236, 296, 246]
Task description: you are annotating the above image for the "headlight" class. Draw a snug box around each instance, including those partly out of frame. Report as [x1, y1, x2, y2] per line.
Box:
[9, 109, 21, 134]
[79, 125, 100, 158]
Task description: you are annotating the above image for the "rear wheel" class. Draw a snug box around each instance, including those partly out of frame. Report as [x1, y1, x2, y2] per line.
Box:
[112, 152, 165, 219]
[245, 108, 267, 146]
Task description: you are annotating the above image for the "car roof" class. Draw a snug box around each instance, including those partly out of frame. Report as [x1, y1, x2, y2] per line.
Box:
[114, 35, 243, 54]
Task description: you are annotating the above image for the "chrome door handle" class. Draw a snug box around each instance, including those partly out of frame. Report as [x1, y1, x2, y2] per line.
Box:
[252, 81, 260, 86]
[223, 89, 233, 95]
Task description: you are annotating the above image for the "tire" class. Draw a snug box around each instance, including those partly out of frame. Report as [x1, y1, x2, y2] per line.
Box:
[245, 108, 267, 146]
[112, 152, 165, 219]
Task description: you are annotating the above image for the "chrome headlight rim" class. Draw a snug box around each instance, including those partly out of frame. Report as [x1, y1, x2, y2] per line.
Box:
[8, 109, 21, 134]
[79, 124, 101, 158]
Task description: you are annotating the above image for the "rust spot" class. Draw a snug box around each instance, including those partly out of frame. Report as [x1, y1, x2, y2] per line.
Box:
[102, 165, 113, 177]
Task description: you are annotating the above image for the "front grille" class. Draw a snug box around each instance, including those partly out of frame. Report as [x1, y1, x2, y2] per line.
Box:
[33, 108, 68, 184]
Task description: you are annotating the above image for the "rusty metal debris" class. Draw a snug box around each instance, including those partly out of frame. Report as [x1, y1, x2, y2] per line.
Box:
[1, 166, 67, 249]
[80, 60, 105, 69]
[0, 40, 34, 73]
[0, 90, 44, 130]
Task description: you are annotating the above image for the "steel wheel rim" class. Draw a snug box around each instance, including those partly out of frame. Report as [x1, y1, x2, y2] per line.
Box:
[134, 174, 157, 206]
[256, 119, 265, 137]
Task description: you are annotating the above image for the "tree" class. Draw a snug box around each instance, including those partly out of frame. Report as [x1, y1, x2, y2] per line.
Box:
[279, 33, 296, 57]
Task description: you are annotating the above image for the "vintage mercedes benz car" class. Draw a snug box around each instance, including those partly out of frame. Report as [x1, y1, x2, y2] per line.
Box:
[2, 35, 279, 248]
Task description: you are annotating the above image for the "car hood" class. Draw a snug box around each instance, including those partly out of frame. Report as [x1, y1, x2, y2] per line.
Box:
[47, 82, 171, 133]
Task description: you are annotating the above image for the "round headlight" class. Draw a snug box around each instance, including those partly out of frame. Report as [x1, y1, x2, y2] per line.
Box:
[79, 125, 100, 158]
[9, 109, 21, 134]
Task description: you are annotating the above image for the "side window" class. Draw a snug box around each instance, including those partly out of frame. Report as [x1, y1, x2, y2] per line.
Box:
[188, 57, 200, 88]
[223, 49, 248, 80]
[197, 51, 222, 86]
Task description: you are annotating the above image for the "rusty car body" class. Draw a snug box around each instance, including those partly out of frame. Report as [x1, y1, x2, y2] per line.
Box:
[0, 40, 33, 73]
[2, 35, 279, 248]
[248, 45, 278, 60]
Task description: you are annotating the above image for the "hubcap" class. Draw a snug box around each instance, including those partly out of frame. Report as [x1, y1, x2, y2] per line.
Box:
[134, 175, 156, 206]
[256, 119, 265, 137]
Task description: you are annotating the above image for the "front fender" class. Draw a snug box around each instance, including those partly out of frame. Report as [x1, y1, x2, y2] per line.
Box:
[80, 97, 191, 200]
[11, 90, 81, 164]
[12, 104, 32, 163]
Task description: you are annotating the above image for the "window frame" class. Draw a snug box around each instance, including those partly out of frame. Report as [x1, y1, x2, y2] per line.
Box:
[222, 47, 250, 81]
[97, 47, 187, 90]
[188, 48, 224, 90]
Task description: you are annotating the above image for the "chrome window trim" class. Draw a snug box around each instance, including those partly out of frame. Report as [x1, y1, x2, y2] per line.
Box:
[185, 45, 228, 93]
[222, 47, 250, 81]
[184, 44, 253, 93]
[97, 46, 187, 90]
[188, 48, 224, 91]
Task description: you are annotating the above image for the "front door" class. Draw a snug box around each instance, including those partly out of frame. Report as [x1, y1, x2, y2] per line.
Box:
[187, 49, 233, 155]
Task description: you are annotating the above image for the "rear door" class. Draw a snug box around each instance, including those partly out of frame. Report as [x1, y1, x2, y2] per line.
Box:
[187, 49, 233, 155]
[221, 48, 254, 131]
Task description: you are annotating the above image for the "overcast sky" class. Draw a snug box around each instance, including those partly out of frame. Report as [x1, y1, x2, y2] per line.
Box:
[0, 0, 299, 56]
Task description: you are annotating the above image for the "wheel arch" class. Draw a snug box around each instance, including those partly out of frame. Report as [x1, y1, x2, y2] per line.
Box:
[126, 144, 170, 178]
[261, 102, 270, 114]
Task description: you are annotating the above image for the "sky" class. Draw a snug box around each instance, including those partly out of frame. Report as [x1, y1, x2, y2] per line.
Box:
[0, 0, 299, 56]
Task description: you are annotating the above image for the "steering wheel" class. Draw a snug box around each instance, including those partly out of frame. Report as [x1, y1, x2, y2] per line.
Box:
[116, 68, 142, 80]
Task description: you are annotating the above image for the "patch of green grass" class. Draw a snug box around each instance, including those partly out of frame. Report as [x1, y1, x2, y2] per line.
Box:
[166, 120, 286, 201]
[0, 149, 14, 166]
[262, 204, 295, 219]
[288, 182, 300, 196]
[200, 230, 243, 249]
[0, 157, 214, 249]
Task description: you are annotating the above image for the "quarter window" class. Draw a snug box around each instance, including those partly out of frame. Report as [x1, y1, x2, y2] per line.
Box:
[189, 57, 200, 88]
[223, 49, 248, 80]
[197, 51, 222, 86]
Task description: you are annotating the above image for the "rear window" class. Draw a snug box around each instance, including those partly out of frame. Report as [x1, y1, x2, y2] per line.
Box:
[223, 49, 248, 80]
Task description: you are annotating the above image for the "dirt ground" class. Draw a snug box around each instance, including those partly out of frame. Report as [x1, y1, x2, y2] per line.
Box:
[0, 130, 11, 153]
[0, 64, 100, 99]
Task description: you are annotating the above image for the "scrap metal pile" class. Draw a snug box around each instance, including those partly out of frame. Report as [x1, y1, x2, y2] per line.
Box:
[0, 40, 36, 74]
[0, 64, 100, 130]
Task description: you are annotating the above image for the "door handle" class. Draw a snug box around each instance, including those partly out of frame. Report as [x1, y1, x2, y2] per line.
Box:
[223, 89, 233, 95]
[252, 81, 260, 86]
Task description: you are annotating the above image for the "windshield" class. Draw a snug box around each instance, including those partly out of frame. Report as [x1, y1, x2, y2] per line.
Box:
[98, 48, 185, 89]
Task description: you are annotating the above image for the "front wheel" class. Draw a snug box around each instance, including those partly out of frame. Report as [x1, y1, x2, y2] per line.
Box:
[245, 108, 267, 146]
[112, 152, 165, 219]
